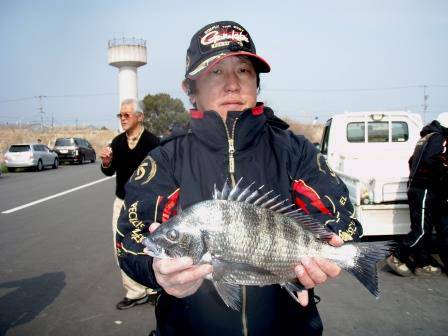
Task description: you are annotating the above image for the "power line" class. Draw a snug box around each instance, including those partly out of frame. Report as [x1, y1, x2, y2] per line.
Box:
[1, 85, 447, 104]
[263, 84, 448, 93]
[0, 92, 117, 104]
[0, 96, 35, 103]
[46, 92, 117, 98]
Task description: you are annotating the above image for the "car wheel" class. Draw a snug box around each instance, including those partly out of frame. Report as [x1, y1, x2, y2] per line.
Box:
[7, 167, 15, 172]
[36, 160, 43, 172]
[90, 153, 96, 163]
[79, 155, 85, 165]
[52, 158, 59, 169]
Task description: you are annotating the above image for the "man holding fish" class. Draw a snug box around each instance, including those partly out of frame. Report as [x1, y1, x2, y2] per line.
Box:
[115, 21, 384, 336]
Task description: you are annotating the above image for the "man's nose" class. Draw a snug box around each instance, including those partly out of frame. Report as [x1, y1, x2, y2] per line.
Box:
[224, 71, 240, 92]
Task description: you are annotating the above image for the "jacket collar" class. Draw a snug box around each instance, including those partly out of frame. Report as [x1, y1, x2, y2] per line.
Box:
[188, 103, 270, 151]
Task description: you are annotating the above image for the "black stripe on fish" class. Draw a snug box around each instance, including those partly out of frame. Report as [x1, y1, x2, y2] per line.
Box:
[211, 257, 275, 281]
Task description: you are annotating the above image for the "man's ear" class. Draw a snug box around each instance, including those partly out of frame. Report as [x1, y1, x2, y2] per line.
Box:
[137, 112, 144, 123]
[181, 79, 189, 95]
[181, 80, 196, 105]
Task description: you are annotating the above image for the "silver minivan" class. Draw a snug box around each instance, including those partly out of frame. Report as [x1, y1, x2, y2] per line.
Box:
[4, 143, 59, 172]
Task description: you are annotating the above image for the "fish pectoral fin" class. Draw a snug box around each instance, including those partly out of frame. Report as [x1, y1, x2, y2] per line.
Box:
[212, 281, 241, 311]
[212, 258, 274, 280]
[282, 281, 306, 305]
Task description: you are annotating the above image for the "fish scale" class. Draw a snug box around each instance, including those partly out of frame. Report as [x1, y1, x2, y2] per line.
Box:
[143, 179, 392, 311]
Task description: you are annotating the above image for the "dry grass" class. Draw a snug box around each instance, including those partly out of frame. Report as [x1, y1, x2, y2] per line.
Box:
[0, 119, 323, 161]
[284, 118, 324, 144]
[0, 126, 117, 160]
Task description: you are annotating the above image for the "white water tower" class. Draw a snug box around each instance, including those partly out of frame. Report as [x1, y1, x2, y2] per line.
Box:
[108, 37, 147, 128]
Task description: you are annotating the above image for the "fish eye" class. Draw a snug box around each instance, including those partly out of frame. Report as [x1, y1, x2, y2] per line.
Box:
[166, 229, 179, 242]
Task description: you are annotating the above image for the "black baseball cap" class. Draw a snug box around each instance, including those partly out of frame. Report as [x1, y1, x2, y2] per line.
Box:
[185, 21, 271, 80]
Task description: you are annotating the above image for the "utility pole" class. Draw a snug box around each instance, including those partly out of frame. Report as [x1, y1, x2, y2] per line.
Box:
[36, 95, 47, 131]
[422, 85, 429, 124]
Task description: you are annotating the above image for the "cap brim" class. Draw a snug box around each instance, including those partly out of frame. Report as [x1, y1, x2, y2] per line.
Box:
[187, 51, 271, 80]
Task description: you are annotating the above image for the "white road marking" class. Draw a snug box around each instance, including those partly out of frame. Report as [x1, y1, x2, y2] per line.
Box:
[1, 176, 114, 214]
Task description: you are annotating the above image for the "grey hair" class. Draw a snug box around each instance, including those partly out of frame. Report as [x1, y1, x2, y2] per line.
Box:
[121, 98, 144, 114]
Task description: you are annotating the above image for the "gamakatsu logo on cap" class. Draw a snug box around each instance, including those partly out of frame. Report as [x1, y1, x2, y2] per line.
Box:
[201, 29, 249, 49]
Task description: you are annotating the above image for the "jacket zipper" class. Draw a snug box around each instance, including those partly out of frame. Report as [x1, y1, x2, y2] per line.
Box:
[223, 117, 239, 186]
[223, 116, 248, 336]
[242, 285, 248, 336]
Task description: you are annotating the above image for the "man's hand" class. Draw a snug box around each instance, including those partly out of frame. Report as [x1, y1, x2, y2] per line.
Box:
[149, 223, 213, 298]
[294, 234, 343, 306]
[100, 146, 112, 167]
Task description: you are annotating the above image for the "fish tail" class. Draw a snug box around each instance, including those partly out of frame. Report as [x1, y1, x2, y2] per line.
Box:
[345, 241, 393, 297]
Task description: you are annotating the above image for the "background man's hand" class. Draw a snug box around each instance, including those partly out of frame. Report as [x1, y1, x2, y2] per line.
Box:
[100, 146, 112, 167]
[294, 234, 343, 306]
[149, 223, 213, 298]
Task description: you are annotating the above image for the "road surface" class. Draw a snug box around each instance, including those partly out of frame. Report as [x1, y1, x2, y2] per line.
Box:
[0, 163, 447, 335]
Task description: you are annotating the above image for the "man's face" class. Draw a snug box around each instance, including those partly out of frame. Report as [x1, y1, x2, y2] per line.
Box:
[190, 56, 258, 119]
[118, 104, 142, 131]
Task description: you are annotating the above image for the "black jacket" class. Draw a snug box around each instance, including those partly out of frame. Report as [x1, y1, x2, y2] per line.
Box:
[408, 120, 448, 193]
[116, 105, 362, 336]
[101, 129, 159, 199]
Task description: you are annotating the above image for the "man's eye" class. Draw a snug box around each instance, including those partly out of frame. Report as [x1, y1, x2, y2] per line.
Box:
[212, 69, 222, 74]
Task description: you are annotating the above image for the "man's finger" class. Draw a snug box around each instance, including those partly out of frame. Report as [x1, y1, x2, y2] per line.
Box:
[154, 256, 193, 275]
[313, 257, 341, 278]
[149, 222, 161, 233]
[294, 264, 315, 289]
[300, 256, 327, 285]
[164, 264, 213, 286]
[328, 234, 344, 247]
[296, 290, 309, 307]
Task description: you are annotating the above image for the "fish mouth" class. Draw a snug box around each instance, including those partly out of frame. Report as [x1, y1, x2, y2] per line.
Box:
[142, 237, 168, 258]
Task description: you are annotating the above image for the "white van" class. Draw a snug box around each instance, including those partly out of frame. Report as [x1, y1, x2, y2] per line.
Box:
[320, 111, 423, 236]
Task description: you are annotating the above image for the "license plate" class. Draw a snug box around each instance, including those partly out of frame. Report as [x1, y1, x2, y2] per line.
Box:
[59, 149, 68, 153]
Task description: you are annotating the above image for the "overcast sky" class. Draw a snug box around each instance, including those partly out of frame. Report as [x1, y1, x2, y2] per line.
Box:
[1, 0, 447, 130]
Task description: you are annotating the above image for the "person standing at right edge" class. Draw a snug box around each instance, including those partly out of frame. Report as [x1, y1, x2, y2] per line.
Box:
[387, 112, 448, 276]
[101, 98, 160, 309]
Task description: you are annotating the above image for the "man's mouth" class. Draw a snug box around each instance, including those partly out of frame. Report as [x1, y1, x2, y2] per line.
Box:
[222, 101, 243, 106]
[221, 101, 245, 111]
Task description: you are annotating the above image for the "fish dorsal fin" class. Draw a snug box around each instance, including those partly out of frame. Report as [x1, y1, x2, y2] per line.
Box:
[259, 194, 281, 208]
[288, 212, 334, 241]
[228, 177, 244, 200]
[221, 179, 231, 200]
[236, 182, 255, 202]
[244, 185, 264, 204]
[268, 199, 288, 211]
[213, 184, 221, 200]
[253, 190, 274, 206]
[216, 179, 334, 241]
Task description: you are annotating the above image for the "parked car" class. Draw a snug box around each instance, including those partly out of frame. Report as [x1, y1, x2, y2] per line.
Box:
[53, 137, 96, 164]
[4, 143, 59, 172]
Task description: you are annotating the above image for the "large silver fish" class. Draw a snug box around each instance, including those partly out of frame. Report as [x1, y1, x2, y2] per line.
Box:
[143, 179, 391, 311]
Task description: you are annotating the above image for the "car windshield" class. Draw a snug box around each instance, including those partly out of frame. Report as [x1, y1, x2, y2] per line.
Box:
[9, 145, 31, 152]
[55, 139, 74, 146]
